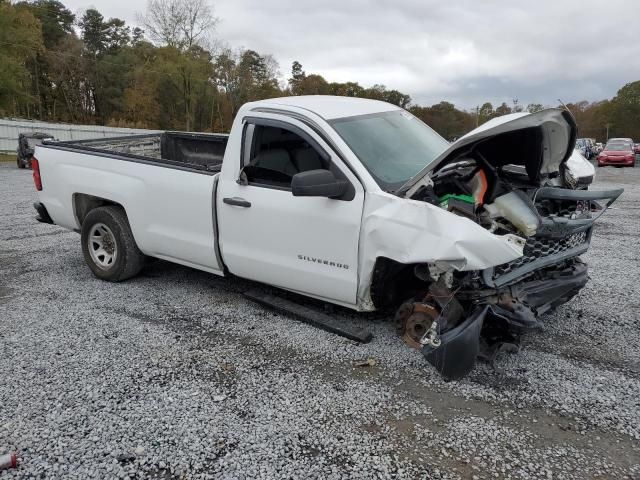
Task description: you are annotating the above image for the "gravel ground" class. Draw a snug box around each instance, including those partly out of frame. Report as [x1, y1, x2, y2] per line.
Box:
[1, 162, 639, 479]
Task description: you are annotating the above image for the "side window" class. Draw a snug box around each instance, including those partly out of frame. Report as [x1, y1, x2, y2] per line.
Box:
[242, 124, 327, 189]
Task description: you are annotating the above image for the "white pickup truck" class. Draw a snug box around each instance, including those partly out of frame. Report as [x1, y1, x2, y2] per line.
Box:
[32, 96, 622, 378]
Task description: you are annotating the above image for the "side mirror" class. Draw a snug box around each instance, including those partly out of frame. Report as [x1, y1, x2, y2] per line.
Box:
[291, 169, 348, 198]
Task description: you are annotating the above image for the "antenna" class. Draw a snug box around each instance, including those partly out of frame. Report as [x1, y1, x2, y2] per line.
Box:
[557, 98, 570, 112]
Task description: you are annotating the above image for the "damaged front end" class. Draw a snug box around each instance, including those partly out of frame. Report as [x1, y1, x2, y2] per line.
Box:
[383, 109, 623, 379]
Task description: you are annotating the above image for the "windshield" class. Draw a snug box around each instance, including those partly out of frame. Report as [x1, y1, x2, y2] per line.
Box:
[330, 110, 449, 191]
[605, 143, 632, 151]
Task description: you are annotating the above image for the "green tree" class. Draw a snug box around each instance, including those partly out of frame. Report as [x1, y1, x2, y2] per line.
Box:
[478, 102, 494, 124]
[410, 101, 474, 140]
[608, 81, 640, 139]
[383, 89, 411, 108]
[0, 1, 43, 116]
[122, 42, 161, 128]
[579, 100, 612, 142]
[329, 81, 364, 98]
[80, 9, 108, 56]
[18, 0, 74, 47]
[298, 74, 330, 95]
[45, 35, 88, 122]
[288, 60, 305, 95]
[14, 0, 74, 119]
[213, 48, 280, 124]
[494, 102, 512, 116]
[363, 84, 386, 101]
[78, 8, 134, 123]
[526, 103, 544, 113]
[145, 45, 216, 130]
[104, 18, 131, 53]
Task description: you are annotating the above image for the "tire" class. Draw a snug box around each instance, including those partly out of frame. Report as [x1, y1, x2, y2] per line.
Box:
[81, 206, 144, 282]
[17, 157, 25, 169]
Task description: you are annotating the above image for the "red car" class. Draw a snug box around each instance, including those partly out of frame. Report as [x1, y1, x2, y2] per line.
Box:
[597, 142, 636, 167]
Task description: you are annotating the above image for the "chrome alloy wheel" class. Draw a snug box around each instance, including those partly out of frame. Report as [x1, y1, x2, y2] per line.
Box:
[88, 223, 118, 269]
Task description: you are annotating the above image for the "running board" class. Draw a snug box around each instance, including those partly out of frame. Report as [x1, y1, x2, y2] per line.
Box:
[244, 290, 373, 343]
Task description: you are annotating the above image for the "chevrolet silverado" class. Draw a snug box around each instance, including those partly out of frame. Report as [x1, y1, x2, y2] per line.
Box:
[31, 96, 622, 378]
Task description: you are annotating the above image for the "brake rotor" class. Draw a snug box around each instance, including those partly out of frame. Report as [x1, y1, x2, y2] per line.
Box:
[394, 301, 440, 350]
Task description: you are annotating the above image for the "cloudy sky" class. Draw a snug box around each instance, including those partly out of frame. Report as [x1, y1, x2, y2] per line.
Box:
[62, 0, 640, 109]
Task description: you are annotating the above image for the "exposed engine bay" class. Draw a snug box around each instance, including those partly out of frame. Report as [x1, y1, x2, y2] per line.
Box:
[390, 111, 623, 379]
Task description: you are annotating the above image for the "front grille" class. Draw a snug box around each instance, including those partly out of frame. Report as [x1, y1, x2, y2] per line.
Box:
[536, 199, 591, 218]
[493, 231, 588, 277]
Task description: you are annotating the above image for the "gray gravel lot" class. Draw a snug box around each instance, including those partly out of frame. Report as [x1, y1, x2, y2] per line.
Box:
[1, 162, 639, 479]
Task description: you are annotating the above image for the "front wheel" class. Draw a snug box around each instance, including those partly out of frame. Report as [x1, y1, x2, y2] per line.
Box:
[81, 206, 145, 282]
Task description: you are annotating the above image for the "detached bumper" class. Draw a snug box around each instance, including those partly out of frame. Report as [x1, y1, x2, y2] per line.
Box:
[422, 306, 487, 380]
[34, 202, 54, 224]
[422, 261, 588, 379]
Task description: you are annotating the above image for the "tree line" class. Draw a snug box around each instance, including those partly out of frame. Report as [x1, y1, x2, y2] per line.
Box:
[1, 0, 639, 141]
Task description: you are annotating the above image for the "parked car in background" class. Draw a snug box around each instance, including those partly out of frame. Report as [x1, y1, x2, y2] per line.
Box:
[634, 143, 640, 154]
[597, 141, 636, 167]
[574, 138, 589, 158]
[594, 142, 604, 154]
[575, 138, 598, 159]
[16, 132, 54, 169]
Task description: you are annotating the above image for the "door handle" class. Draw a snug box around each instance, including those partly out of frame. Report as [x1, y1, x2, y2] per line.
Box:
[223, 197, 251, 208]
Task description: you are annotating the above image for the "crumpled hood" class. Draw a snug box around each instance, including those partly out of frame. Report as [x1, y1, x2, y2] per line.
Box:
[357, 191, 526, 309]
[398, 108, 577, 196]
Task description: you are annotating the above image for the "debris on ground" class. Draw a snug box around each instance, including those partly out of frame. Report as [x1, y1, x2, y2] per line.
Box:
[0, 452, 17, 471]
[353, 358, 377, 367]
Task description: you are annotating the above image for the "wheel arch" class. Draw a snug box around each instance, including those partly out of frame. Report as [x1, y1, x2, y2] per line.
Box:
[369, 256, 430, 311]
[73, 193, 125, 227]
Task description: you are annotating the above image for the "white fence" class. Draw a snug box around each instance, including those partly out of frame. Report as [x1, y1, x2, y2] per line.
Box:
[0, 118, 160, 153]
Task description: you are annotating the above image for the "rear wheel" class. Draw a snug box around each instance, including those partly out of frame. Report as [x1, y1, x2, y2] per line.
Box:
[17, 157, 25, 168]
[81, 206, 144, 282]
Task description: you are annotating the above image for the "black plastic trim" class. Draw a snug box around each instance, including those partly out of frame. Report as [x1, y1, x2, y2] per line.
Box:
[211, 175, 226, 273]
[422, 306, 487, 380]
[536, 217, 593, 238]
[33, 202, 54, 224]
[482, 243, 590, 288]
[223, 197, 251, 207]
[535, 186, 623, 204]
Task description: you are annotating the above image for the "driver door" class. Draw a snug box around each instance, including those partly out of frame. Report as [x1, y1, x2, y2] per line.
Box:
[217, 115, 364, 306]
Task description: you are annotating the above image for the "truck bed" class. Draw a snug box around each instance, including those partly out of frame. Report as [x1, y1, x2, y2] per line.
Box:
[48, 131, 229, 172]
